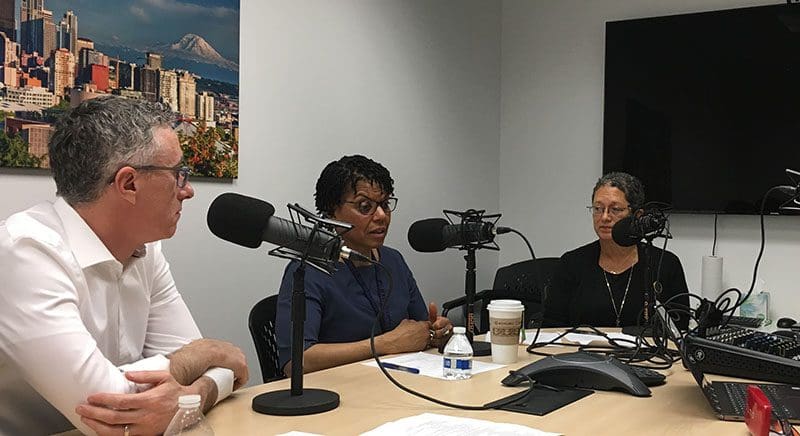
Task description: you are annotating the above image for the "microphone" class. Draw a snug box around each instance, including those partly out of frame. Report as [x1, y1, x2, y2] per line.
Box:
[407, 218, 511, 253]
[207, 193, 368, 263]
[611, 211, 667, 247]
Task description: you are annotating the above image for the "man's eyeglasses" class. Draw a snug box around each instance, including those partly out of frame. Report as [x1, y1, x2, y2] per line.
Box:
[587, 205, 630, 218]
[108, 164, 191, 188]
[345, 197, 398, 216]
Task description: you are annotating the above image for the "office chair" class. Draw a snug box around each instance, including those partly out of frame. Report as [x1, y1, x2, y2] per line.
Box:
[442, 257, 560, 333]
[248, 294, 286, 383]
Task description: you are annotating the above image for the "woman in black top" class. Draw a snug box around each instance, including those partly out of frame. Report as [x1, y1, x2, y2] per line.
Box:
[545, 172, 690, 329]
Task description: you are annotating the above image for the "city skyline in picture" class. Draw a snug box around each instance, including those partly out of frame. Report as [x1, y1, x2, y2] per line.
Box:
[43, 0, 239, 84]
[0, 0, 240, 179]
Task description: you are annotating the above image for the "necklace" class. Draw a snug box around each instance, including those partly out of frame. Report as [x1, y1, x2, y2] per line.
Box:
[599, 249, 637, 274]
[602, 267, 633, 327]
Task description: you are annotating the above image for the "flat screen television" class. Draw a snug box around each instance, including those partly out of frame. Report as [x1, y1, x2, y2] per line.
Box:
[603, 3, 800, 214]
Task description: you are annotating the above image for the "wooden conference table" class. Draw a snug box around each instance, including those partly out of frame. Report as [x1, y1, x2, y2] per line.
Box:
[206, 337, 750, 435]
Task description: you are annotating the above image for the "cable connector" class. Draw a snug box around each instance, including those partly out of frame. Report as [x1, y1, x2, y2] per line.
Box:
[695, 298, 724, 335]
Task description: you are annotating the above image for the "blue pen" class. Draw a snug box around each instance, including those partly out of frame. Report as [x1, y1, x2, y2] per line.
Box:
[380, 362, 420, 374]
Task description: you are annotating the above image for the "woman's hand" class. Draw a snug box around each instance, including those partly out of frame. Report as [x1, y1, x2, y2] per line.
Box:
[427, 302, 453, 349]
[380, 319, 431, 354]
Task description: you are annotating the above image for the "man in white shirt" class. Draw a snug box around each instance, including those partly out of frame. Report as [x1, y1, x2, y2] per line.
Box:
[0, 96, 248, 435]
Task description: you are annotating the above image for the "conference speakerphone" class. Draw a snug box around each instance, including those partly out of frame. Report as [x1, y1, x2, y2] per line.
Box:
[501, 351, 653, 397]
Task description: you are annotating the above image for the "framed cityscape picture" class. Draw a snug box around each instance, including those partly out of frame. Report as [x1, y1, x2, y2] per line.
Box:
[0, 0, 239, 178]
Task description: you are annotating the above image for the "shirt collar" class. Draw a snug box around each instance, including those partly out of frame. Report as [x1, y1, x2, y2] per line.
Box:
[52, 197, 146, 268]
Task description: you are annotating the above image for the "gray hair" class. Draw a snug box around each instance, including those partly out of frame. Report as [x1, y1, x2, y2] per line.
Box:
[592, 172, 646, 211]
[49, 96, 175, 205]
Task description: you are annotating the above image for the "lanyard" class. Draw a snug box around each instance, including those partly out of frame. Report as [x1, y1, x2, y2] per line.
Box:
[346, 257, 390, 333]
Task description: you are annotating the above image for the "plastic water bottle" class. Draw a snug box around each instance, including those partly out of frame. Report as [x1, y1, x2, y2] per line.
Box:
[442, 326, 473, 380]
[163, 394, 214, 436]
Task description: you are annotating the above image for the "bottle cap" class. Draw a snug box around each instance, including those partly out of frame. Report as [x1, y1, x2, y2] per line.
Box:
[453, 326, 466, 334]
[178, 394, 202, 407]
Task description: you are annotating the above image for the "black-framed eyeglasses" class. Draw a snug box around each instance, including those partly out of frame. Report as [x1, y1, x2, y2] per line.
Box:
[108, 164, 191, 188]
[344, 197, 398, 216]
[134, 164, 191, 188]
[587, 204, 630, 218]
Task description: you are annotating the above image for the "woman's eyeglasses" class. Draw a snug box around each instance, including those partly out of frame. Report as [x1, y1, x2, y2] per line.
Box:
[587, 205, 630, 218]
[345, 197, 398, 216]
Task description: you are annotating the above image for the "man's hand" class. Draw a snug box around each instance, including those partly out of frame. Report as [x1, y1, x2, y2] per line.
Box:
[169, 338, 248, 389]
[428, 302, 453, 349]
[75, 371, 191, 436]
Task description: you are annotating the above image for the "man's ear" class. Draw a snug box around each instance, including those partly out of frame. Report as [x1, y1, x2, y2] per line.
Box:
[634, 208, 644, 218]
[111, 167, 138, 204]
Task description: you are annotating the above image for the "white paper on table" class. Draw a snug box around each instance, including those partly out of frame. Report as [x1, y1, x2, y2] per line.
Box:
[562, 332, 637, 348]
[360, 412, 561, 436]
[276, 432, 324, 436]
[362, 352, 505, 379]
[521, 331, 563, 345]
[486, 330, 638, 348]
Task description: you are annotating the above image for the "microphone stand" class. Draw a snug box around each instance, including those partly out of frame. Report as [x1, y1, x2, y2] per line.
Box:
[639, 216, 670, 332]
[618, 204, 670, 336]
[463, 246, 492, 356]
[252, 204, 348, 416]
[641, 237, 655, 325]
[444, 209, 500, 357]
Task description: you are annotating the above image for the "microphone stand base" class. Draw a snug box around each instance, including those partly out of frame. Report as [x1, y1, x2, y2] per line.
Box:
[251, 388, 340, 416]
[472, 340, 492, 356]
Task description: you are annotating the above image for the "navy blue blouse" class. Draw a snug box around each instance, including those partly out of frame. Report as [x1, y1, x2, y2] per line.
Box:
[275, 246, 429, 369]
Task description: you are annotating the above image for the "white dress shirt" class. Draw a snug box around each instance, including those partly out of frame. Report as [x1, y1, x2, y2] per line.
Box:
[0, 198, 231, 435]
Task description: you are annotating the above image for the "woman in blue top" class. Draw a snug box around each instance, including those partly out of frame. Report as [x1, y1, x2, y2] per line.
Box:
[276, 155, 453, 376]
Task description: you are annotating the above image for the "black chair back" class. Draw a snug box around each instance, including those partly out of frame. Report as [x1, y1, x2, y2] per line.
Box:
[478, 257, 560, 332]
[248, 294, 286, 383]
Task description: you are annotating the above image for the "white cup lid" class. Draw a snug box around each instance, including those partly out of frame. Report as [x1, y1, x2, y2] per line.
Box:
[486, 299, 524, 311]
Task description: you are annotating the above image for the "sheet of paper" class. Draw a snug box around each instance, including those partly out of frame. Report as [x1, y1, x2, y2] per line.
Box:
[276, 432, 324, 436]
[362, 352, 505, 379]
[562, 332, 637, 348]
[360, 412, 561, 436]
[486, 329, 637, 348]
[522, 331, 563, 345]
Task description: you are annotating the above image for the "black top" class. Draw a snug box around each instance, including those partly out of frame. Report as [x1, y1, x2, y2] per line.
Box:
[545, 241, 690, 329]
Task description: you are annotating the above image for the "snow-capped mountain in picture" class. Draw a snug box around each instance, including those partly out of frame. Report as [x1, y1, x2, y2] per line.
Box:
[96, 33, 240, 84]
[158, 34, 239, 71]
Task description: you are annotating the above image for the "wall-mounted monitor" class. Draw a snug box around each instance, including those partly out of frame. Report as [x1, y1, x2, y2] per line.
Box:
[603, 4, 800, 214]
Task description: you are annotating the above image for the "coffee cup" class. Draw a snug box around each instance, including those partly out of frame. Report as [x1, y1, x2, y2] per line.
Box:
[486, 299, 524, 364]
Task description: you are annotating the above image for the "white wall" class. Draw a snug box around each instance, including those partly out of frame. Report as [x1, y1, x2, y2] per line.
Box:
[5, 0, 797, 387]
[0, 0, 501, 384]
[500, 0, 800, 322]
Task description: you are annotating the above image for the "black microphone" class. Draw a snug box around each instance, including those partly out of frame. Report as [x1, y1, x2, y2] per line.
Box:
[611, 211, 667, 247]
[207, 193, 368, 262]
[407, 218, 511, 253]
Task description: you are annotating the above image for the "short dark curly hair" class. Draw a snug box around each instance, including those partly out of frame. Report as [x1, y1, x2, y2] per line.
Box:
[592, 172, 646, 211]
[315, 155, 394, 216]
